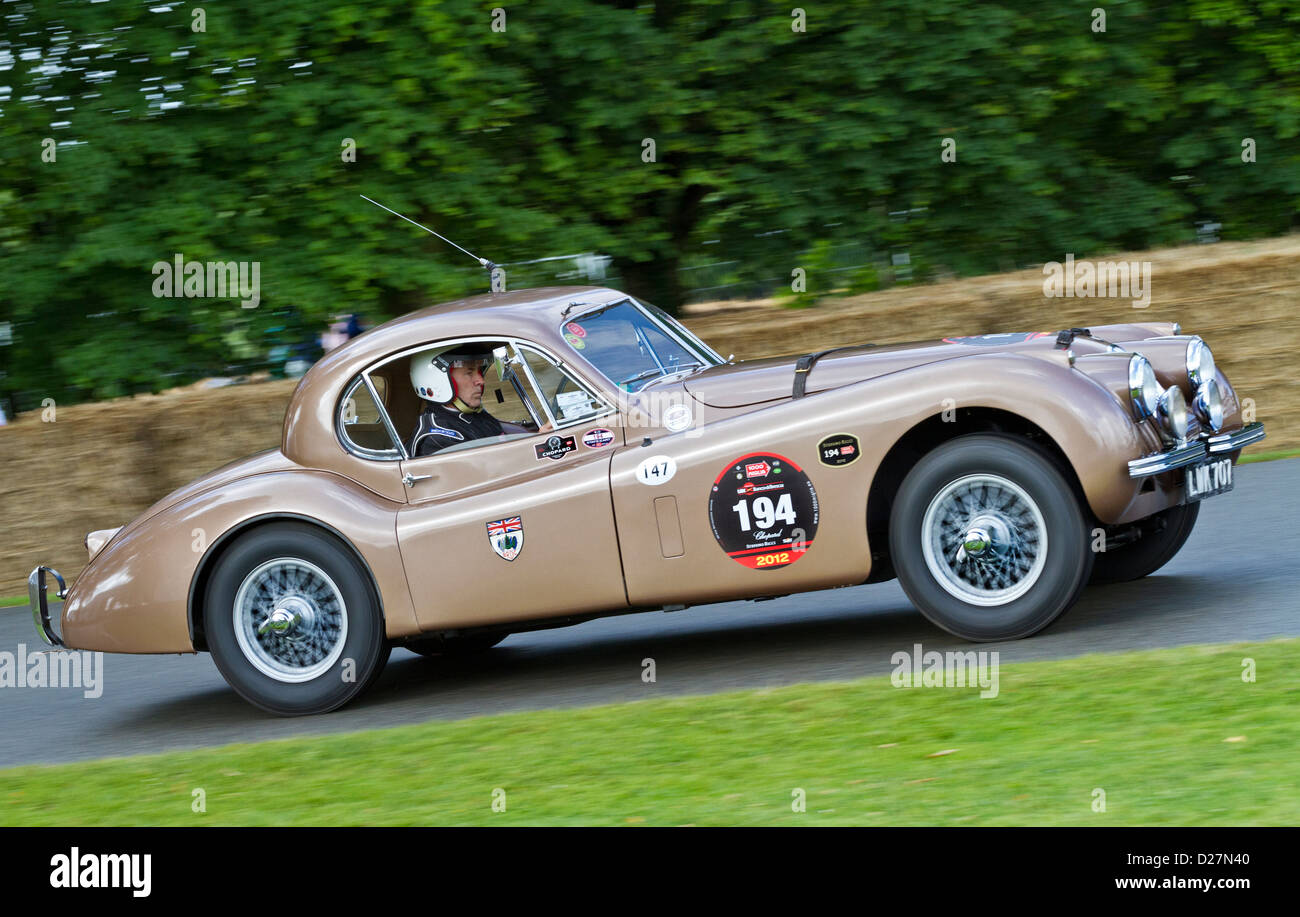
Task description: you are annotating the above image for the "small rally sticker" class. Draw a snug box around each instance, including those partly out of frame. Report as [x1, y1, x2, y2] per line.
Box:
[563, 332, 586, 350]
[818, 433, 860, 467]
[583, 427, 614, 449]
[535, 435, 577, 461]
[565, 322, 587, 338]
[487, 516, 524, 561]
[663, 403, 693, 432]
[709, 452, 818, 570]
[636, 455, 677, 486]
[941, 332, 1051, 346]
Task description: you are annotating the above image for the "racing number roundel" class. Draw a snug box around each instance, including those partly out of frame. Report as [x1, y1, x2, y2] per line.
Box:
[708, 453, 819, 570]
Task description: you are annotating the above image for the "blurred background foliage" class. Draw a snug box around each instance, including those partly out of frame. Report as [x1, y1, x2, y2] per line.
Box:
[1, 0, 1298, 409]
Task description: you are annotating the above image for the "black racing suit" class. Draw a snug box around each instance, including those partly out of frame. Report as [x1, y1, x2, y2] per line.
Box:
[410, 402, 505, 457]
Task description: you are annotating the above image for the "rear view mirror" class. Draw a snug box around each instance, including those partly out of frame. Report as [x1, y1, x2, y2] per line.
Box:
[492, 346, 509, 382]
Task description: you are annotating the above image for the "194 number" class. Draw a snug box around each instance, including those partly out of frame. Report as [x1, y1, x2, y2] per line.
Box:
[731, 494, 796, 531]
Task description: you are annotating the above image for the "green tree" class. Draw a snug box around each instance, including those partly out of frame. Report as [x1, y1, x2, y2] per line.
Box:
[2, 0, 1297, 409]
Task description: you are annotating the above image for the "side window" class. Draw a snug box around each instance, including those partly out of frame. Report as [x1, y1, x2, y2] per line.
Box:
[339, 376, 401, 458]
[380, 339, 554, 458]
[519, 345, 608, 425]
[346, 339, 606, 461]
[484, 352, 543, 428]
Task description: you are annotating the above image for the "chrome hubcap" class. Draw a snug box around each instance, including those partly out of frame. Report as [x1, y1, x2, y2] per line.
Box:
[234, 558, 347, 683]
[957, 513, 1014, 562]
[921, 474, 1048, 606]
[258, 596, 316, 640]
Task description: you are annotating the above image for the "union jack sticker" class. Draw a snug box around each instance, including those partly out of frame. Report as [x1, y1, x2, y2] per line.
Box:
[486, 516, 524, 561]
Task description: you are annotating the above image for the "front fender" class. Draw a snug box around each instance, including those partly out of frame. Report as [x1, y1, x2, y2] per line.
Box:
[854, 351, 1149, 524]
[61, 470, 417, 653]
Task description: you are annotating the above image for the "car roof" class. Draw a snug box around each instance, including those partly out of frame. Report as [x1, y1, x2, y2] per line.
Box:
[322, 285, 623, 369]
[343, 284, 616, 351]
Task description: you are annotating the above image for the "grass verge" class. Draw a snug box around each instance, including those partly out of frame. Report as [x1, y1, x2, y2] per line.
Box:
[1237, 448, 1300, 465]
[0, 638, 1294, 826]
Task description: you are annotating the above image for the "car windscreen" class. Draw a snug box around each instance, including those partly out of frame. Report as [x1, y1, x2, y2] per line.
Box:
[562, 299, 719, 391]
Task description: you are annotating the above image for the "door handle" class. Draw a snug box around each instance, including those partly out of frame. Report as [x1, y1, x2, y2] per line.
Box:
[402, 472, 432, 488]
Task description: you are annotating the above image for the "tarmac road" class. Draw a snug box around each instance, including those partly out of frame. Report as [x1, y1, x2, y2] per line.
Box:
[1, 458, 1294, 769]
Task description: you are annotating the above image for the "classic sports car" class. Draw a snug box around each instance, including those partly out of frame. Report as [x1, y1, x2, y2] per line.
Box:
[31, 287, 1264, 714]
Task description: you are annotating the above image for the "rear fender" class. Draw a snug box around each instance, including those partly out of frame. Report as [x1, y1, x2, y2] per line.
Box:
[61, 470, 417, 653]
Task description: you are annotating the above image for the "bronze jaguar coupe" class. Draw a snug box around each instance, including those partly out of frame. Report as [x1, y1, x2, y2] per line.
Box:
[30, 288, 1265, 714]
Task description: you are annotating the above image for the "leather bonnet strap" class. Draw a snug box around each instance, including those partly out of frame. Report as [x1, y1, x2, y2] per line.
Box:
[792, 346, 863, 399]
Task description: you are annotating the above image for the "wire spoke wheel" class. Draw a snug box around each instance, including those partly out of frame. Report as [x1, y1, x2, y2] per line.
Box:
[233, 557, 348, 683]
[921, 473, 1048, 607]
[890, 435, 1092, 641]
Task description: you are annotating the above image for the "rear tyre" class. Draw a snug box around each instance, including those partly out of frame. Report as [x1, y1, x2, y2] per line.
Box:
[889, 434, 1094, 642]
[204, 522, 389, 716]
[1089, 502, 1199, 585]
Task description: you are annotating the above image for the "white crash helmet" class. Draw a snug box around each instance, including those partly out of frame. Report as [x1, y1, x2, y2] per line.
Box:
[410, 344, 495, 404]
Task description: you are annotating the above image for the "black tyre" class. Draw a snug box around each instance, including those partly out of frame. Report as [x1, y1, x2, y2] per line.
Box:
[204, 522, 390, 716]
[1089, 501, 1199, 585]
[889, 434, 1094, 641]
[405, 632, 508, 657]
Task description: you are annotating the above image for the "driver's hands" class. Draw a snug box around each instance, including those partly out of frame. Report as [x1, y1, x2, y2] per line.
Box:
[538, 422, 555, 434]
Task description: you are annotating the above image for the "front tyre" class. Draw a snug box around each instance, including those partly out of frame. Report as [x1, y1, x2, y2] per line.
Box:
[889, 435, 1093, 641]
[1089, 501, 1199, 585]
[205, 522, 389, 716]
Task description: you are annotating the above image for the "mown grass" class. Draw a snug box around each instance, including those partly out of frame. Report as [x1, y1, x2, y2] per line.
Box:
[1237, 448, 1300, 464]
[0, 638, 1294, 826]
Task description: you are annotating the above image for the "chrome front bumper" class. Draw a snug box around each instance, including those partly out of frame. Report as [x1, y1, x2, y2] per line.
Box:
[28, 566, 67, 647]
[1128, 421, 1265, 478]
[1207, 421, 1267, 454]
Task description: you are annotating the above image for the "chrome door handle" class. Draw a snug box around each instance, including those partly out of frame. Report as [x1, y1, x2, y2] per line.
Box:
[402, 473, 432, 488]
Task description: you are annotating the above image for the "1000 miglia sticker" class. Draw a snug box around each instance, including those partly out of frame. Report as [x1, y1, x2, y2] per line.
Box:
[708, 452, 819, 569]
[941, 332, 1051, 346]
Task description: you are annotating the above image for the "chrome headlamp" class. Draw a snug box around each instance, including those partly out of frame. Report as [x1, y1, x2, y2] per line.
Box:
[1128, 354, 1161, 421]
[1157, 385, 1189, 443]
[1186, 338, 1216, 387]
[1193, 378, 1224, 432]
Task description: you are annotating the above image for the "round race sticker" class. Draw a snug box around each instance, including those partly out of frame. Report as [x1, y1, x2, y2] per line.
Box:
[636, 455, 677, 486]
[709, 452, 818, 570]
[663, 403, 693, 432]
[565, 322, 587, 338]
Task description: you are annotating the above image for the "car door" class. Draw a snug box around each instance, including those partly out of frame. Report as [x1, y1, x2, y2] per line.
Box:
[607, 393, 870, 610]
[393, 339, 629, 632]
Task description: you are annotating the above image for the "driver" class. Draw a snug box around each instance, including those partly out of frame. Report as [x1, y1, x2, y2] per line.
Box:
[409, 344, 506, 456]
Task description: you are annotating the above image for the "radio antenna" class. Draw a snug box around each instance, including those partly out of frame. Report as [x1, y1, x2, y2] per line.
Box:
[359, 195, 497, 273]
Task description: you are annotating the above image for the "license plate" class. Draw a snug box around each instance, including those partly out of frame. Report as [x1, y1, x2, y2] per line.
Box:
[1185, 456, 1234, 503]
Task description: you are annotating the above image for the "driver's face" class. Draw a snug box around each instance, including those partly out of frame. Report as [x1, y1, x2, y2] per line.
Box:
[450, 361, 487, 408]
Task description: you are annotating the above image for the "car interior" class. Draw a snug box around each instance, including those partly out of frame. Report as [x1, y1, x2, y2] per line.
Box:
[339, 340, 614, 459]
